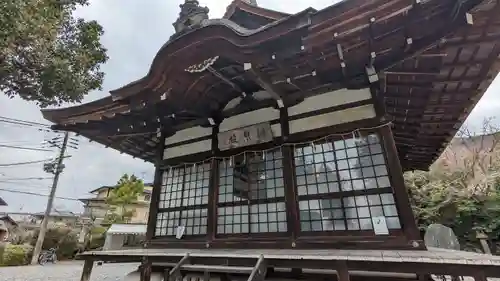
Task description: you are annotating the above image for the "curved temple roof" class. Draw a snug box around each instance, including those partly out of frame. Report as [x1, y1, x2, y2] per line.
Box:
[224, 0, 291, 26]
[41, 0, 500, 170]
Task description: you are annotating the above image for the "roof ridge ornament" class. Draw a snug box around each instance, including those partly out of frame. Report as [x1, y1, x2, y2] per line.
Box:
[241, 0, 258, 6]
[172, 0, 209, 39]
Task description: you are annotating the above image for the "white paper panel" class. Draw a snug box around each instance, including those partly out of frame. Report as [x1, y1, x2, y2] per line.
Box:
[164, 126, 212, 146]
[219, 107, 280, 132]
[163, 139, 212, 160]
[288, 88, 372, 117]
[271, 123, 282, 137]
[289, 104, 376, 134]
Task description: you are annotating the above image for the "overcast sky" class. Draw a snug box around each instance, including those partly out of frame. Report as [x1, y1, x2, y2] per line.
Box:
[0, 0, 499, 213]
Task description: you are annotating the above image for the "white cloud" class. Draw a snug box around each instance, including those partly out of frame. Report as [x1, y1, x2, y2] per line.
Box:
[1, 0, 499, 213]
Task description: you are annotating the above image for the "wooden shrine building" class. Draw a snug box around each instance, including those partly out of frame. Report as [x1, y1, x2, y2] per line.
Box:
[41, 0, 500, 280]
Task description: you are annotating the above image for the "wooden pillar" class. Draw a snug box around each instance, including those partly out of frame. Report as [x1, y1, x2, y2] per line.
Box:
[80, 259, 94, 281]
[476, 232, 492, 254]
[380, 125, 422, 244]
[336, 262, 350, 281]
[203, 270, 211, 281]
[207, 123, 220, 245]
[473, 272, 487, 281]
[279, 106, 298, 244]
[146, 130, 167, 241]
[139, 256, 153, 281]
[140, 261, 152, 281]
[169, 253, 190, 281]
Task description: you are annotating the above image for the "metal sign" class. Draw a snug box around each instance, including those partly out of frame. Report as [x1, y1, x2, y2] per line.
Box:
[176, 225, 185, 239]
[218, 122, 274, 151]
[372, 216, 389, 235]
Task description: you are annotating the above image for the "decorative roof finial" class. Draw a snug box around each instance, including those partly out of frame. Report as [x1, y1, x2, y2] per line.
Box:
[172, 0, 209, 38]
[242, 0, 258, 5]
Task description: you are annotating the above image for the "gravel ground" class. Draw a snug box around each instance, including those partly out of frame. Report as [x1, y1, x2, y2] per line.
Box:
[0, 262, 139, 281]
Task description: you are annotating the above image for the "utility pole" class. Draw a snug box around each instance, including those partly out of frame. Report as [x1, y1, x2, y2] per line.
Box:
[31, 132, 69, 265]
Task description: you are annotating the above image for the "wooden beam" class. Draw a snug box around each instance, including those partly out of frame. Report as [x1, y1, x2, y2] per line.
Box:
[146, 129, 166, 240]
[473, 272, 488, 281]
[390, 112, 460, 118]
[248, 255, 267, 281]
[336, 262, 350, 281]
[397, 143, 437, 148]
[384, 89, 475, 98]
[203, 270, 210, 281]
[380, 125, 422, 243]
[387, 75, 483, 87]
[386, 101, 468, 110]
[372, 8, 475, 74]
[207, 66, 248, 95]
[280, 105, 298, 243]
[168, 253, 190, 281]
[440, 33, 500, 49]
[394, 133, 449, 139]
[163, 268, 170, 281]
[140, 258, 152, 281]
[80, 260, 94, 281]
[207, 123, 220, 244]
[243, 62, 284, 108]
[441, 59, 489, 70]
[384, 70, 439, 76]
[392, 120, 457, 126]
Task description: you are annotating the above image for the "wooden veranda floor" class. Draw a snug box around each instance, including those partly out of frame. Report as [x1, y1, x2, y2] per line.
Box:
[78, 247, 500, 278]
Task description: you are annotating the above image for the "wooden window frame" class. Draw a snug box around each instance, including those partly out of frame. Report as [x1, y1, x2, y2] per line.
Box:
[149, 121, 422, 249]
[154, 161, 212, 240]
[290, 131, 402, 237]
[214, 149, 289, 240]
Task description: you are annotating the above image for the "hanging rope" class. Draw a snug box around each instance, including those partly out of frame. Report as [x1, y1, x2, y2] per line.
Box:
[161, 122, 392, 169]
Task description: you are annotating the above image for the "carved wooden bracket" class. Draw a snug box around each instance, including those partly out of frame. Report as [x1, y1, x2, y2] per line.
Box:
[243, 62, 284, 108]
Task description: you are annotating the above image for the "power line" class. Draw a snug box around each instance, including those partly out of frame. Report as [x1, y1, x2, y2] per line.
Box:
[0, 116, 53, 133]
[0, 140, 45, 145]
[0, 116, 50, 127]
[0, 156, 71, 167]
[0, 188, 80, 201]
[0, 180, 50, 190]
[0, 119, 43, 128]
[0, 177, 52, 181]
[0, 120, 50, 131]
[0, 144, 53, 152]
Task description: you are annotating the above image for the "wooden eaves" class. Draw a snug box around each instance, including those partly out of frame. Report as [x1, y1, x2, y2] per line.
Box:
[40, 0, 500, 171]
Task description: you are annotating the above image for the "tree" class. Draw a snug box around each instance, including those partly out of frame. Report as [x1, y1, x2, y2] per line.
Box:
[405, 118, 500, 252]
[105, 174, 145, 224]
[0, 0, 108, 107]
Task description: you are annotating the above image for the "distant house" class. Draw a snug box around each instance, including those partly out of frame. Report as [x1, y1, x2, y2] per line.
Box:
[0, 215, 18, 241]
[103, 223, 146, 250]
[79, 183, 153, 225]
[32, 209, 80, 227]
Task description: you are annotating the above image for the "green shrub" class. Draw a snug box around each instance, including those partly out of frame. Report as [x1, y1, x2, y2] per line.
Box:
[31, 227, 79, 260]
[57, 232, 78, 259]
[83, 226, 107, 251]
[1, 244, 33, 266]
[0, 242, 6, 265]
[88, 235, 105, 250]
[90, 226, 107, 236]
